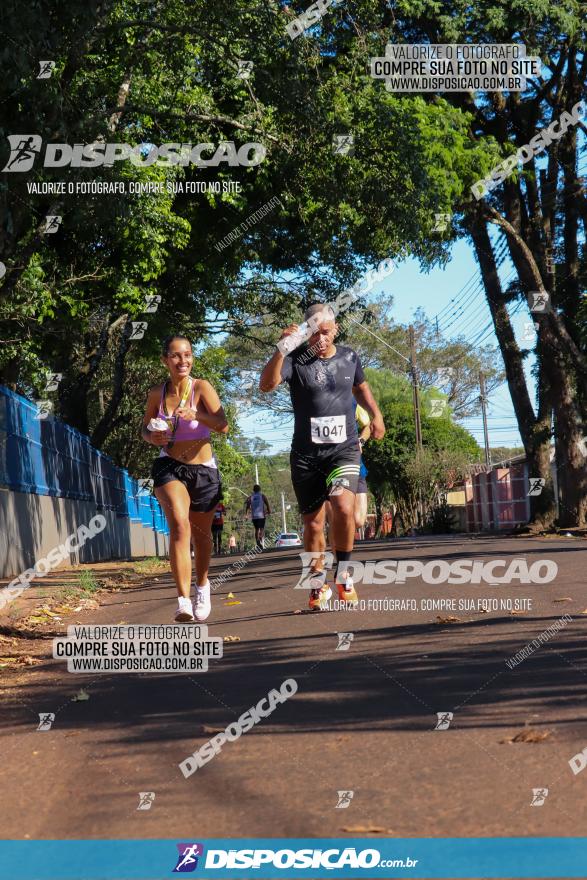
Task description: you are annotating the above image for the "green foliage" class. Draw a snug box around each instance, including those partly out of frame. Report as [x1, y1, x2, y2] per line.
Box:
[426, 497, 457, 534]
[77, 569, 100, 593]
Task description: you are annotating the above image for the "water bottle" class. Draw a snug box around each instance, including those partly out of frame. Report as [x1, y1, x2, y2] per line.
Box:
[278, 322, 310, 355]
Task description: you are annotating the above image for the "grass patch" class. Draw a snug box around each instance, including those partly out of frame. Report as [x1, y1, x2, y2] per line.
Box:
[77, 569, 101, 594]
[132, 557, 169, 575]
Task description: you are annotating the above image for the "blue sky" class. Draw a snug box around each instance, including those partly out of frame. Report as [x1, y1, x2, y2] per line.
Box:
[239, 235, 534, 455]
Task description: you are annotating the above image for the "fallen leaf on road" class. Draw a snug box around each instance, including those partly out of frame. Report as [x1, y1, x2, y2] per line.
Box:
[18, 655, 38, 666]
[74, 598, 99, 611]
[579, 609, 587, 615]
[224, 601, 242, 606]
[510, 611, 527, 615]
[293, 609, 303, 615]
[502, 728, 552, 744]
[202, 725, 225, 734]
[223, 635, 240, 642]
[1, 651, 39, 667]
[435, 616, 461, 624]
[227, 592, 235, 599]
[72, 689, 90, 701]
[0, 656, 18, 666]
[553, 597, 573, 602]
[341, 826, 392, 834]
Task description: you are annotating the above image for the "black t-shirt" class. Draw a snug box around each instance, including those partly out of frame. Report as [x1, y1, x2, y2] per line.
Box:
[280, 345, 365, 452]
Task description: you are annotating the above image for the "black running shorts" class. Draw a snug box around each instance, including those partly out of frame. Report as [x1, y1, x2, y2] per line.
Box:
[151, 457, 222, 512]
[290, 442, 361, 514]
[252, 518, 266, 529]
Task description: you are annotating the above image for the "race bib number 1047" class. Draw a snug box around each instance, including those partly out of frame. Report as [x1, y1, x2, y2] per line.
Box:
[310, 415, 347, 444]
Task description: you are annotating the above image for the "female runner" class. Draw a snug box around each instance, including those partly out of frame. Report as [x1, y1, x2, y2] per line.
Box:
[141, 335, 229, 621]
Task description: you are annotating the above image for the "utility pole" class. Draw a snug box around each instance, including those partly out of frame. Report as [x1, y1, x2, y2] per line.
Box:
[281, 492, 287, 533]
[255, 462, 259, 485]
[479, 371, 491, 467]
[409, 325, 423, 450]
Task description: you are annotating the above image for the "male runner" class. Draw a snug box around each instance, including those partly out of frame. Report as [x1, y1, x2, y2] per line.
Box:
[259, 304, 385, 610]
[245, 484, 271, 549]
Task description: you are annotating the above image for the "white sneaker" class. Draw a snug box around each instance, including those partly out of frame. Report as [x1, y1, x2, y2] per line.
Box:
[175, 596, 194, 622]
[194, 582, 211, 621]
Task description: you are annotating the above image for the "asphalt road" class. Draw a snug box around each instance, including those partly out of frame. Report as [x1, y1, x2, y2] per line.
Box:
[1, 535, 587, 848]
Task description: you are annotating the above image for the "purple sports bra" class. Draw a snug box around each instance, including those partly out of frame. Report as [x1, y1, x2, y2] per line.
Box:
[157, 380, 211, 443]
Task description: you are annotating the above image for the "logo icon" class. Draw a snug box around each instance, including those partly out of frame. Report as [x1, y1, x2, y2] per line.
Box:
[237, 60, 254, 79]
[333, 134, 355, 156]
[335, 790, 354, 809]
[329, 476, 350, 496]
[522, 321, 538, 342]
[3, 135, 43, 172]
[530, 788, 549, 806]
[432, 213, 451, 232]
[34, 400, 53, 420]
[435, 711, 453, 730]
[294, 551, 334, 589]
[173, 843, 204, 872]
[428, 399, 447, 417]
[528, 291, 550, 313]
[37, 61, 56, 79]
[128, 321, 148, 340]
[137, 791, 155, 811]
[144, 294, 161, 313]
[336, 632, 354, 652]
[37, 713, 55, 731]
[42, 215, 62, 234]
[527, 477, 545, 497]
[44, 372, 63, 392]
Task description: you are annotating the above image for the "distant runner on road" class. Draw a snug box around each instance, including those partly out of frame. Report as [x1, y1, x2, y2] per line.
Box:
[141, 335, 229, 623]
[259, 304, 385, 610]
[245, 484, 271, 549]
[211, 500, 226, 555]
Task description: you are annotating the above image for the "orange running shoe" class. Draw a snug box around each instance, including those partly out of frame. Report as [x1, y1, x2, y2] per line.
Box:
[335, 573, 358, 608]
[307, 571, 332, 611]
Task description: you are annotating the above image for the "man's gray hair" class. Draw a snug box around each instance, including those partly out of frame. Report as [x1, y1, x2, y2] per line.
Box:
[304, 303, 336, 322]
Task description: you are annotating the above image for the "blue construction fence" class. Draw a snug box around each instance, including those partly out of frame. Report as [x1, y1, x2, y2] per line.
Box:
[0, 384, 169, 535]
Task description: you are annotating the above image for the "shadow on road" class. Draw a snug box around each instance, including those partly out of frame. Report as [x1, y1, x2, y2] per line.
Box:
[3, 615, 586, 747]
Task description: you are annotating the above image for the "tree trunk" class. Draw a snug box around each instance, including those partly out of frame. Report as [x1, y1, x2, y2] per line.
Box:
[488, 193, 587, 527]
[467, 215, 556, 526]
[91, 319, 132, 448]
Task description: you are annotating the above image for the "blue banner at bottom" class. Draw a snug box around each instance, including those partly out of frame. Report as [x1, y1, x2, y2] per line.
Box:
[0, 838, 586, 879]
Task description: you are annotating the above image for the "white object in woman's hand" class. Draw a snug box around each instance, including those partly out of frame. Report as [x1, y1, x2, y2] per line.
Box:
[148, 417, 169, 432]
